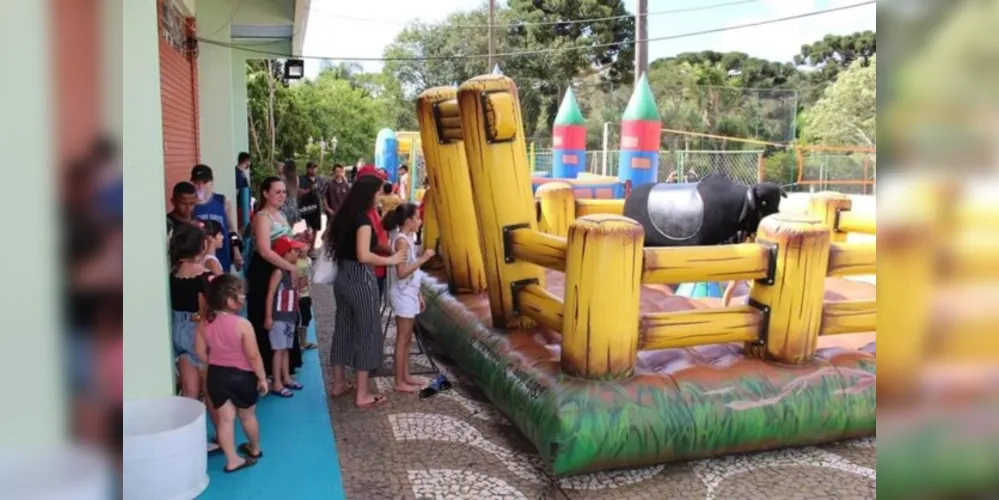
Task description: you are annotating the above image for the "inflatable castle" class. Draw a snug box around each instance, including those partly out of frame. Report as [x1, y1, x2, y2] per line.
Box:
[412, 73, 877, 477]
[531, 74, 664, 200]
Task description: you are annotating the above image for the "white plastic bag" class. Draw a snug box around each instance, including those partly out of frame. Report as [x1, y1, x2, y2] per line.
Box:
[313, 251, 337, 285]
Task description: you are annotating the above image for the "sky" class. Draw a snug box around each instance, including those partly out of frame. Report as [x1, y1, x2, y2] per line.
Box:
[301, 0, 876, 78]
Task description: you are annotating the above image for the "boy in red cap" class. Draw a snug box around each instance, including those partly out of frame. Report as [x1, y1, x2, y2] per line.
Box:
[265, 236, 308, 398]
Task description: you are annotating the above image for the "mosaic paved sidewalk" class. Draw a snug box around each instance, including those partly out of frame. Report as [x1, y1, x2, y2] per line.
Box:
[312, 284, 875, 500]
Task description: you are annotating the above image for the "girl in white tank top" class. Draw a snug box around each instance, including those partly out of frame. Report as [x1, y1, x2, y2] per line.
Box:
[382, 203, 435, 393]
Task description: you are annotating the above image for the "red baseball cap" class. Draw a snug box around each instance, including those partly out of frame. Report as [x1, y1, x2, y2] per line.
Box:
[273, 236, 307, 256]
[357, 164, 387, 180]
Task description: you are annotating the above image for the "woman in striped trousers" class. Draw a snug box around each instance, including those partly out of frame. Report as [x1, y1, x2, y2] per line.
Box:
[324, 175, 405, 409]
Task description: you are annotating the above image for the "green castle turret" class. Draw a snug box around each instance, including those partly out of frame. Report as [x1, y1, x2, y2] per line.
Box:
[622, 73, 661, 122]
[553, 87, 585, 126]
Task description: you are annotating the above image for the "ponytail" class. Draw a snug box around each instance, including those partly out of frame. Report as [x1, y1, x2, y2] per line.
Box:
[382, 202, 418, 232]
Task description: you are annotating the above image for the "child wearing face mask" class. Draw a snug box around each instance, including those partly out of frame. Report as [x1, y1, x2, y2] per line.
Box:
[191, 164, 243, 274]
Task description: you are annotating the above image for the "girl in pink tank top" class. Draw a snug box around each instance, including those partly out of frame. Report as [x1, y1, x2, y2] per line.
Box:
[197, 274, 269, 473]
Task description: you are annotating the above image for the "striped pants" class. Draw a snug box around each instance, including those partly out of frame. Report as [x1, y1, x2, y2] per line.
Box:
[330, 260, 384, 371]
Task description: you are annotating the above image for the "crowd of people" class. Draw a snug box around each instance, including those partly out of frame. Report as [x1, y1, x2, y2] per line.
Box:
[165, 154, 430, 473]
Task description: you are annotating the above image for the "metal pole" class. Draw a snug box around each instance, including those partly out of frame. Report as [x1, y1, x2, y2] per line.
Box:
[602, 122, 611, 176]
[635, 0, 648, 83]
[488, 0, 496, 71]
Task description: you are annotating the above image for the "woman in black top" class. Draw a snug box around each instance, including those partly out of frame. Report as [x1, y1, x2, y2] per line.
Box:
[324, 175, 405, 409]
[168, 224, 222, 451]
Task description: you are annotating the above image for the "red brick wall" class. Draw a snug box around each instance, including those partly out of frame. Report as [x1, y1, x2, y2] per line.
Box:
[158, 0, 200, 206]
[53, 0, 101, 166]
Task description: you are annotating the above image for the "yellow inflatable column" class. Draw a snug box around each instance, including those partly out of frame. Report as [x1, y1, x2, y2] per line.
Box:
[536, 182, 576, 237]
[808, 192, 852, 242]
[745, 214, 831, 364]
[416, 87, 488, 294]
[457, 75, 543, 329]
[421, 188, 442, 270]
[562, 215, 644, 378]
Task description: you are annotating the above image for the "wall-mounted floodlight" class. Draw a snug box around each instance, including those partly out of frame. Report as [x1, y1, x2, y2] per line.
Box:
[284, 59, 305, 79]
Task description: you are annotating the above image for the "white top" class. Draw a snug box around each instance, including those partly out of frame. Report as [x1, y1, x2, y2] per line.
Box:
[388, 231, 423, 296]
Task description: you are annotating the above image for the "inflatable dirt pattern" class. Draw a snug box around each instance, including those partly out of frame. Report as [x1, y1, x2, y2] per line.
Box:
[417, 276, 876, 476]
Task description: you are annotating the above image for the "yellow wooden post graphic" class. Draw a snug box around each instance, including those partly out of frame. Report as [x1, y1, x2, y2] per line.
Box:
[416, 87, 488, 293]
[562, 215, 644, 379]
[745, 214, 831, 364]
[808, 191, 852, 242]
[421, 188, 442, 269]
[536, 182, 575, 237]
[457, 75, 544, 329]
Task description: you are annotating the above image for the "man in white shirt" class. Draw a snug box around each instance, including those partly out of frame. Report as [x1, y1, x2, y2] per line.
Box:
[398, 164, 410, 200]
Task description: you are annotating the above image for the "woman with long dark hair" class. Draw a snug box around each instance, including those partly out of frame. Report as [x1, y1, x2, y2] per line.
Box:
[325, 175, 405, 409]
[245, 177, 305, 379]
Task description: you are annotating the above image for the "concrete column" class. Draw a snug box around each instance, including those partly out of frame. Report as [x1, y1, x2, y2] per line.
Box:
[197, 1, 237, 201]
[231, 52, 250, 157]
[122, 0, 174, 400]
[0, 0, 63, 444]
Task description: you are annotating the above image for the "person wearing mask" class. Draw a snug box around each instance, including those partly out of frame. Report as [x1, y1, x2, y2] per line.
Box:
[324, 175, 406, 409]
[191, 165, 243, 273]
[324, 164, 350, 232]
[298, 162, 325, 255]
[245, 177, 308, 378]
[235, 152, 252, 231]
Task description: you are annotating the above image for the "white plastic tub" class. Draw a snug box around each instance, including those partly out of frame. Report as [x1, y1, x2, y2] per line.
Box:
[123, 396, 209, 500]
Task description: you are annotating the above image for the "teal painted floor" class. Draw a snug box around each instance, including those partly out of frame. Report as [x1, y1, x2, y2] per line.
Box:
[199, 322, 345, 499]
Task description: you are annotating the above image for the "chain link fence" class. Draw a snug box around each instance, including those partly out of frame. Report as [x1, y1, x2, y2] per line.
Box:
[530, 148, 763, 185]
[798, 152, 876, 195]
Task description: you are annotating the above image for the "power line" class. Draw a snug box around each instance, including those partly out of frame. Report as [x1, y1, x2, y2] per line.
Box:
[198, 1, 874, 62]
[305, 0, 761, 29]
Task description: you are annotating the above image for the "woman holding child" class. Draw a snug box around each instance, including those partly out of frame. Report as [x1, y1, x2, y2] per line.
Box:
[245, 176, 310, 394]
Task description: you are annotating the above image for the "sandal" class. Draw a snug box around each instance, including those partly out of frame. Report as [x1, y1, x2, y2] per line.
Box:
[331, 381, 355, 397]
[271, 387, 294, 398]
[355, 394, 388, 410]
[223, 457, 258, 473]
[287, 381, 304, 391]
[238, 443, 264, 459]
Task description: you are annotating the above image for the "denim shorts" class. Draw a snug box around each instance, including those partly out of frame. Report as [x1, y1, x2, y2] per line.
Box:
[269, 320, 296, 350]
[171, 311, 205, 368]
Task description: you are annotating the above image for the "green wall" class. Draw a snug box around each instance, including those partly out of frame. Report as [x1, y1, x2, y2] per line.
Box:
[122, 0, 174, 401]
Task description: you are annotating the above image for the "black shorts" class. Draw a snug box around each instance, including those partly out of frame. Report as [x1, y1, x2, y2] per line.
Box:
[299, 296, 313, 327]
[304, 213, 321, 231]
[206, 365, 259, 409]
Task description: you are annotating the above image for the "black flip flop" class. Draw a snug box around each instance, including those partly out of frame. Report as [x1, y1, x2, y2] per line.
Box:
[223, 457, 258, 473]
[238, 443, 264, 459]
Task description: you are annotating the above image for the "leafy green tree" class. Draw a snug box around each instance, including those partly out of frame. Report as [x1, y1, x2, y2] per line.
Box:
[801, 55, 876, 147]
[794, 31, 876, 104]
[245, 61, 387, 187]
[383, 0, 635, 143]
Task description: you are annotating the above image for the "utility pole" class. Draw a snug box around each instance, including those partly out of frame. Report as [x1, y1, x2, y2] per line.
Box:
[635, 0, 648, 83]
[488, 0, 496, 71]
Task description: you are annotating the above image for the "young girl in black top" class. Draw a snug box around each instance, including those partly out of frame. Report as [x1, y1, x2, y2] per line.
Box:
[169, 223, 221, 452]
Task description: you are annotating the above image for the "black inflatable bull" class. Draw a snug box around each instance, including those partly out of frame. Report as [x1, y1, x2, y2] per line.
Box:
[623, 174, 787, 304]
[623, 174, 787, 247]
